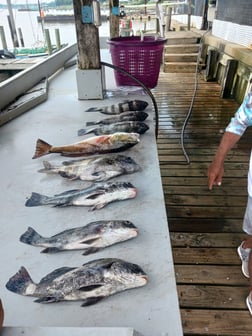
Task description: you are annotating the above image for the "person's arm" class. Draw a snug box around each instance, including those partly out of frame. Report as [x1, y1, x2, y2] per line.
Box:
[208, 132, 241, 190]
[208, 93, 252, 190]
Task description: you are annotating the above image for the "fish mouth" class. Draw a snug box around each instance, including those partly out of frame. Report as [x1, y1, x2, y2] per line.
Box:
[131, 229, 138, 237]
[139, 275, 148, 284]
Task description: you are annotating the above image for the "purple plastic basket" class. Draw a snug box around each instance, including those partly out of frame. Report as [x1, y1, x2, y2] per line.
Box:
[107, 36, 167, 89]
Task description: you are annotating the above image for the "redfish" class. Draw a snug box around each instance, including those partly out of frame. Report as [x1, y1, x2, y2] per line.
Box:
[32, 132, 140, 159]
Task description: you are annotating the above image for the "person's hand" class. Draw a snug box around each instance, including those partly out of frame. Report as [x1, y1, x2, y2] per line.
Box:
[208, 160, 224, 190]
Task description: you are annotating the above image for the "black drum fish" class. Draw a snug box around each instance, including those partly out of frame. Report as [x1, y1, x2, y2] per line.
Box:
[78, 121, 149, 136]
[6, 259, 148, 306]
[25, 182, 137, 211]
[20, 220, 138, 254]
[85, 100, 148, 115]
[86, 111, 149, 126]
[38, 154, 141, 182]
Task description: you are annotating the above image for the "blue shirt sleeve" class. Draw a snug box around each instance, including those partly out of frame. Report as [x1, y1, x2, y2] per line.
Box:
[225, 92, 252, 136]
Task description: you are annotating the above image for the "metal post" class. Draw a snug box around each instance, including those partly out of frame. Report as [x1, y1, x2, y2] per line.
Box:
[0, 26, 7, 49]
[45, 29, 52, 55]
[187, 0, 191, 31]
[165, 6, 172, 32]
[55, 29, 61, 49]
[18, 28, 25, 47]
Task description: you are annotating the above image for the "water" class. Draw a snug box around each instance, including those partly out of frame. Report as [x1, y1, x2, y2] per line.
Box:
[0, 8, 156, 50]
[0, 9, 109, 49]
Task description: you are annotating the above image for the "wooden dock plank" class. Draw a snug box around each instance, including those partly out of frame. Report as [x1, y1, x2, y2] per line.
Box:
[181, 309, 252, 335]
[154, 63, 252, 334]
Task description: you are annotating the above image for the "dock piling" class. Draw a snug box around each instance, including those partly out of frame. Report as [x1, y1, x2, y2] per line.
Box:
[55, 28, 61, 49]
[45, 29, 52, 54]
[0, 26, 7, 49]
[18, 28, 25, 47]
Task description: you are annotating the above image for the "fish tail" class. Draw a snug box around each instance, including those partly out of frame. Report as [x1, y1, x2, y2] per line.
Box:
[20, 227, 44, 246]
[77, 128, 91, 136]
[85, 107, 101, 112]
[86, 121, 97, 126]
[32, 139, 52, 159]
[25, 192, 50, 207]
[6, 266, 35, 295]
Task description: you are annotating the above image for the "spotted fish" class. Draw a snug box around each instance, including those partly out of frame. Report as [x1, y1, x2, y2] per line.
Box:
[6, 258, 148, 306]
[25, 182, 137, 211]
[20, 220, 138, 254]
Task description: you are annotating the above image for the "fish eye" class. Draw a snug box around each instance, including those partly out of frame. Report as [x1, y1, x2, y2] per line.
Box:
[123, 221, 136, 229]
[124, 262, 145, 275]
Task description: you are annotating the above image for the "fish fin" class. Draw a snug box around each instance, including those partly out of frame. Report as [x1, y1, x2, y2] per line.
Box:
[77, 128, 93, 136]
[34, 297, 59, 304]
[81, 296, 105, 306]
[25, 192, 49, 207]
[79, 284, 103, 292]
[41, 247, 61, 253]
[58, 171, 78, 180]
[85, 107, 101, 112]
[61, 157, 90, 166]
[86, 121, 97, 126]
[20, 227, 43, 245]
[53, 203, 70, 208]
[32, 139, 52, 159]
[81, 237, 100, 245]
[82, 247, 102, 255]
[89, 202, 106, 211]
[88, 171, 106, 181]
[54, 189, 80, 196]
[37, 161, 56, 173]
[39, 267, 76, 284]
[86, 190, 106, 200]
[6, 266, 35, 295]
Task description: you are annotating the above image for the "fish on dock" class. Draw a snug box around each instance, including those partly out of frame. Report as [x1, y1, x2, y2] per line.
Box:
[6, 258, 148, 306]
[85, 100, 148, 115]
[20, 220, 138, 254]
[86, 111, 149, 126]
[32, 132, 140, 159]
[38, 154, 141, 182]
[78, 121, 149, 136]
[25, 181, 137, 210]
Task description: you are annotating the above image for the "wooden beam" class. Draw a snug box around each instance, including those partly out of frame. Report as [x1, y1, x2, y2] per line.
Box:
[72, 0, 101, 69]
[109, 0, 119, 38]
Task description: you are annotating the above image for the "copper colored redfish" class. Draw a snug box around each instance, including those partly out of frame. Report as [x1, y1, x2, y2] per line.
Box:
[32, 132, 140, 159]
